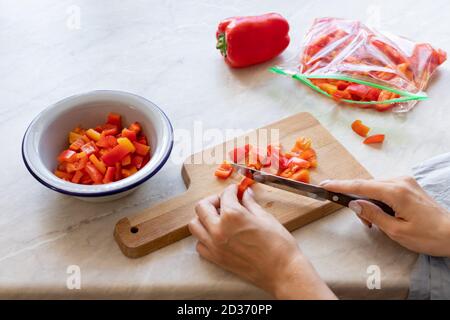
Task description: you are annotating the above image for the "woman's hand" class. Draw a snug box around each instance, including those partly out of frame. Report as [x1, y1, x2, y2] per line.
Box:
[321, 176, 450, 257]
[188, 184, 336, 300]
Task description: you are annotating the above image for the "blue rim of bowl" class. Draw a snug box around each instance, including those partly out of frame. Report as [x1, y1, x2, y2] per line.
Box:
[21, 90, 174, 197]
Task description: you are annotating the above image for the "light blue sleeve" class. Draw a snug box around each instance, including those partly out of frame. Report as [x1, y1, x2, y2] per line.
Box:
[408, 152, 450, 300]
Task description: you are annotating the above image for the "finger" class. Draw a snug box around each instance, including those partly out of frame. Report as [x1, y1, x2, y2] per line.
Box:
[188, 217, 212, 246]
[349, 200, 399, 234]
[220, 184, 249, 215]
[355, 214, 372, 228]
[195, 198, 220, 232]
[195, 242, 216, 263]
[241, 188, 267, 217]
[204, 194, 220, 208]
[320, 179, 395, 205]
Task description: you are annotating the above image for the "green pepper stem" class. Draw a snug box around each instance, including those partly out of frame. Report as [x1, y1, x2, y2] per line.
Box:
[216, 33, 227, 57]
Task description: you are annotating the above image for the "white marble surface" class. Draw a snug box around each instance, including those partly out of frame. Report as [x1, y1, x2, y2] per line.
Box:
[1, 0, 449, 299]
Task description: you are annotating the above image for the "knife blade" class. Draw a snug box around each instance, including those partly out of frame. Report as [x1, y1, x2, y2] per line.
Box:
[231, 163, 395, 217]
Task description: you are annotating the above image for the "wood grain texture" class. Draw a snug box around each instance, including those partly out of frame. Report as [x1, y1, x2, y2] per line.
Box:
[114, 112, 372, 258]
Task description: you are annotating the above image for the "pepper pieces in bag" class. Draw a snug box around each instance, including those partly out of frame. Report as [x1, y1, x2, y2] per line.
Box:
[216, 13, 290, 68]
[272, 17, 446, 112]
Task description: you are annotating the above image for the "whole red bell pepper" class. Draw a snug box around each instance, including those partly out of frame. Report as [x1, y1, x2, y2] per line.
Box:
[216, 13, 290, 68]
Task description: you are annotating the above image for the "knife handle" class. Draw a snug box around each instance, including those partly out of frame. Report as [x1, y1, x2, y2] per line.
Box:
[323, 191, 396, 217]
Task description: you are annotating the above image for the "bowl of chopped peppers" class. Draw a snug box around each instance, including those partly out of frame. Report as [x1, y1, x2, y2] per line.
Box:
[22, 90, 173, 201]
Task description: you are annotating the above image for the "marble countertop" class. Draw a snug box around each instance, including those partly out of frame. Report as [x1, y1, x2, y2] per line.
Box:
[1, 0, 449, 299]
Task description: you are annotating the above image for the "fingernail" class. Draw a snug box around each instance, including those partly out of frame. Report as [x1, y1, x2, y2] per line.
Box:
[349, 200, 362, 215]
[319, 179, 332, 186]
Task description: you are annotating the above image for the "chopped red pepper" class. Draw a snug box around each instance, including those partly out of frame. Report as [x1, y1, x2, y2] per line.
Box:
[122, 128, 137, 141]
[107, 112, 122, 128]
[85, 162, 103, 184]
[215, 136, 318, 192]
[102, 144, 130, 166]
[102, 167, 116, 184]
[133, 141, 150, 156]
[363, 134, 385, 144]
[214, 162, 234, 180]
[54, 113, 152, 185]
[57, 150, 77, 163]
[237, 177, 255, 200]
[351, 120, 370, 137]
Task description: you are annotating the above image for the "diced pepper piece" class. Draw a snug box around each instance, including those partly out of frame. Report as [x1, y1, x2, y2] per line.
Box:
[131, 155, 145, 169]
[69, 132, 82, 144]
[96, 135, 118, 148]
[133, 141, 150, 156]
[102, 167, 116, 184]
[291, 137, 312, 153]
[71, 170, 84, 184]
[351, 120, 370, 137]
[81, 135, 91, 143]
[54, 170, 73, 180]
[347, 84, 371, 101]
[299, 149, 316, 161]
[287, 157, 311, 169]
[73, 126, 85, 134]
[89, 154, 106, 174]
[80, 141, 98, 155]
[117, 137, 136, 153]
[317, 83, 338, 95]
[101, 123, 119, 136]
[86, 128, 101, 141]
[115, 162, 122, 180]
[85, 162, 103, 184]
[121, 154, 131, 166]
[101, 144, 130, 166]
[214, 161, 234, 180]
[138, 135, 148, 145]
[122, 128, 137, 141]
[66, 154, 88, 172]
[237, 177, 255, 200]
[128, 122, 142, 134]
[363, 134, 385, 144]
[121, 166, 138, 178]
[107, 112, 122, 128]
[57, 150, 77, 163]
[69, 138, 85, 151]
[291, 169, 310, 183]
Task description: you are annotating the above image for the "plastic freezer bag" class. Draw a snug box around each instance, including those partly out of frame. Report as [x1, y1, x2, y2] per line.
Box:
[272, 17, 447, 112]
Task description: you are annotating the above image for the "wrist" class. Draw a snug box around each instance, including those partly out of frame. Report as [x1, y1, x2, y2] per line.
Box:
[272, 252, 336, 300]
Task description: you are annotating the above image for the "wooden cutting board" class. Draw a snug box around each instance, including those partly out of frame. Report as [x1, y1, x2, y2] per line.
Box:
[114, 112, 371, 258]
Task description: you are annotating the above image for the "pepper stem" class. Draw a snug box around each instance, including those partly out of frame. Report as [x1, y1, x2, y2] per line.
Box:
[216, 33, 227, 57]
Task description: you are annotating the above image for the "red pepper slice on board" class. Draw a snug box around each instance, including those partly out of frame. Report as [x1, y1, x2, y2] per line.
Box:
[214, 162, 234, 180]
[216, 13, 290, 68]
[363, 134, 385, 144]
[237, 177, 255, 200]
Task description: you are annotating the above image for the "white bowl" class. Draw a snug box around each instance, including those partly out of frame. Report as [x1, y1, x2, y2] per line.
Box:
[22, 90, 173, 202]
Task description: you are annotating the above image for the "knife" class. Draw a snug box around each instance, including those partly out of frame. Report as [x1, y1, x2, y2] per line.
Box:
[231, 163, 395, 217]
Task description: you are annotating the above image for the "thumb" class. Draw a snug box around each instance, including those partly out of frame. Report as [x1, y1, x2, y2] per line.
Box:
[241, 188, 268, 217]
[349, 200, 398, 233]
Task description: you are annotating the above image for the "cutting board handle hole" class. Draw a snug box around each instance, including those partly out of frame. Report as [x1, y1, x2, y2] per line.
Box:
[130, 226, 139, 234]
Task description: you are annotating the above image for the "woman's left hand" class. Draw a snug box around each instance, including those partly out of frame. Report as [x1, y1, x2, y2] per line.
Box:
[188, 184, 336, 300]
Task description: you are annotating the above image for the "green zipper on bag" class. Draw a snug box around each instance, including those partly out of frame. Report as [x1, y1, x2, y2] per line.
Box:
[269, 67, 428, 105]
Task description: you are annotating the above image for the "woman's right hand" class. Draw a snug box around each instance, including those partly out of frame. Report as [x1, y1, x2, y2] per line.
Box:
[321, 176, 450, 257]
